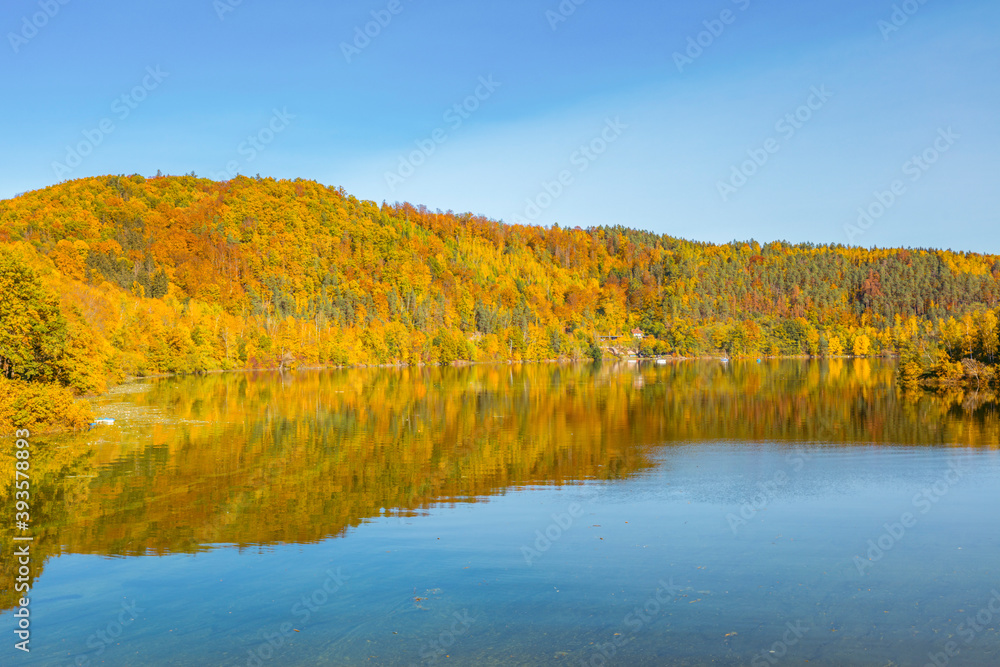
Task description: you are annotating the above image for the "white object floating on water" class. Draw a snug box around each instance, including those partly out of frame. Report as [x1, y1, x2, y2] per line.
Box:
[656, 359, 667, 365]
[93, 418, 115, 426]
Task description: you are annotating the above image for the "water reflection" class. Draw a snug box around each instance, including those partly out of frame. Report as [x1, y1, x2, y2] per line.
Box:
[1, 359, 997, 613]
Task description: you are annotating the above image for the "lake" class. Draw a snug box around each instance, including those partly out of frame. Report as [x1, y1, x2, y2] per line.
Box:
[2, 359, 999, 666]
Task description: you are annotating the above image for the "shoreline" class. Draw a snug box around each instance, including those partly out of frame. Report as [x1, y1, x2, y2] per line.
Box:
[117, 351, 899, 383]
[6, 354, 901, 436]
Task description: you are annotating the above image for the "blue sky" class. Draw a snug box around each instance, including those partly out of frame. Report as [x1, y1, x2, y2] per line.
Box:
[3, 0, 998, 252]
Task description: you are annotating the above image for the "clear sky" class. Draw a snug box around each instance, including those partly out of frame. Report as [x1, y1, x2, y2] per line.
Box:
[3, 0, 998, 252]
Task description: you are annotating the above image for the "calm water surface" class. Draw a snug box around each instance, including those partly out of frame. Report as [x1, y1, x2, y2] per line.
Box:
[2, 360, 999, 666]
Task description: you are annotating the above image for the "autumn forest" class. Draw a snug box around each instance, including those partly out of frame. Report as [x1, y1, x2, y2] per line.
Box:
[1, 174, 998, 433]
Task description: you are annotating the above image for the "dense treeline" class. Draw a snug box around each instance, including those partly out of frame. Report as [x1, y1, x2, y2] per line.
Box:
[1, 174, 999, 431]
[898, 308, 999, 390]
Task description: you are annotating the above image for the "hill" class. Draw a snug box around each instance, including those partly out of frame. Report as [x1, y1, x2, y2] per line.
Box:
[1, 173, 998, 430]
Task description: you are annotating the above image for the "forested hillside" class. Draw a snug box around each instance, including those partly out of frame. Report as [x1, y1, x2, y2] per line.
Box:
[1, 174, 998, 431]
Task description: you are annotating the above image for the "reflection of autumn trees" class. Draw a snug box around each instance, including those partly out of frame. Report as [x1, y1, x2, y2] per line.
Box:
[1, 360, 997, 611]
[3, 175, 1000, 398]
